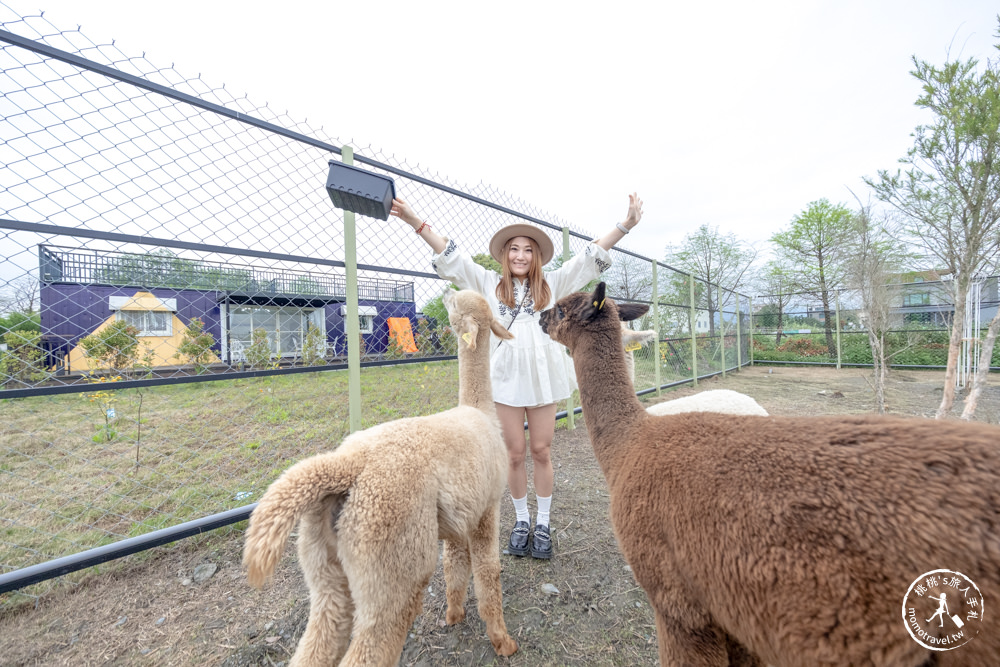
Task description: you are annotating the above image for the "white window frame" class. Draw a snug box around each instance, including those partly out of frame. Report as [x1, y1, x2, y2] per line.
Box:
[340, 305, 377, 334]
[117, 309, 173, 337]
[226, 304, 320, 358]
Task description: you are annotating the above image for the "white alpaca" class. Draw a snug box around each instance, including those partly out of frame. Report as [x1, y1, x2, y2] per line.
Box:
[645, 389, 768, 416]
[617, 325, 768, 417]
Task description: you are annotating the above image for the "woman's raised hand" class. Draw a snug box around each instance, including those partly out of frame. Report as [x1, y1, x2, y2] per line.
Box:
[390, 198, 422, 229]
[624, 192, 643, 230]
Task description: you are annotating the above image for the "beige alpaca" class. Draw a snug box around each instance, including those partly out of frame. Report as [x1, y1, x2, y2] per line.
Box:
[620, 322, 657, 385]
[542, 282, 1000, 667]
[243, 290, 518, 666]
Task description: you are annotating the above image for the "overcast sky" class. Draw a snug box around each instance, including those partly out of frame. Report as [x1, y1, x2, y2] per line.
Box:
[7, 0, 1000, 262]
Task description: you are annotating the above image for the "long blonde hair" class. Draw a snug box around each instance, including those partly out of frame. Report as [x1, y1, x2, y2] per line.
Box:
[495, 236, 551, 311]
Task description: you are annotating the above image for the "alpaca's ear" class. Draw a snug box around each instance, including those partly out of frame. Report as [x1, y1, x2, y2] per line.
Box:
[618, 303, 650, 322]
[490, 318, 515, 341]
[583, 282, 608, 322]
[459, 316, 480, 351]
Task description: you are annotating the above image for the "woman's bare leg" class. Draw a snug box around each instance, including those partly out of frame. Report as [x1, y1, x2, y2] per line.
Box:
[495, 402, 528, 499]
[525, 403, 556, 497]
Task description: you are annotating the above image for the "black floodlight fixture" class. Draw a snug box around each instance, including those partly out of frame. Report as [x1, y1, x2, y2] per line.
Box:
[325, 160, 396, 221]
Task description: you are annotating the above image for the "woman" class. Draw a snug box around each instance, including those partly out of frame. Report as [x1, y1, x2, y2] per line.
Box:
[391, 193, 643, 559]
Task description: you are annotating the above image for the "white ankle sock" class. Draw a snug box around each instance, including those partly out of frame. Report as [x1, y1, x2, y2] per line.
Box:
[512, 495, 530, 523]
[535, 494, 552, 527]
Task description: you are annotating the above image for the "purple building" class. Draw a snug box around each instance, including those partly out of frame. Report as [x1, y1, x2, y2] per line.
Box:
[38, 245, 418, 373]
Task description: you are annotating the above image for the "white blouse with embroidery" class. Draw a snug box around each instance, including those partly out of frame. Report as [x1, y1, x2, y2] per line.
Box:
[432, 238, 613, 407]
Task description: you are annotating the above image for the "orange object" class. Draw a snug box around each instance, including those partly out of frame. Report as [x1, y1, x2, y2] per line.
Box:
[387, 317, 418, 354]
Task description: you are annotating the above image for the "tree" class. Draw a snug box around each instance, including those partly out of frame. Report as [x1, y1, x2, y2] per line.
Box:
[844, 202, 911, 413]
[0, 275, 39, 315]
[961, 298, 1000, 419]
[752, 260, 798, 345]
[770, 200, 854, 356]
[0, 311, 41, 336]
[866, 25, 1000, 418]
[604, 253, 654, 321]
[80, 320, 141, 375]
[174, 317, 217, 374]
[665, 224, 757, 337]
[1, 329, 45, 385]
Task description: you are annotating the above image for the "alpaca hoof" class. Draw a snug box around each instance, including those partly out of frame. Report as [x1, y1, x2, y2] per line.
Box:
[492, 636, 518, 656]
[445, 606, 466, 625]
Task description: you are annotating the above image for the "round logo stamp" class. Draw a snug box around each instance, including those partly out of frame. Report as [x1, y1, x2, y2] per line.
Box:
[902, 569, 984, 651]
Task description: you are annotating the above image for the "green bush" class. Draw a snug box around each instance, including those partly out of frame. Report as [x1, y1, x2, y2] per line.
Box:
[245, 328, 272, 369]
[174, 317, 217, 373]
[301, 324, 326, 366]
[751, 328, 992, 368]
[80, 320, 140, 374]
[2, 329, 45, 384]
[0, 311, 40, 336]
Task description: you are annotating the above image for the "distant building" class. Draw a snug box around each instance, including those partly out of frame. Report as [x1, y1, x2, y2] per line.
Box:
[38, 245, 418, 373]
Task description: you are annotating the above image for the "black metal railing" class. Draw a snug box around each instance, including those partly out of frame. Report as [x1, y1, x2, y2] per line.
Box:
[39, 244, 414, 302]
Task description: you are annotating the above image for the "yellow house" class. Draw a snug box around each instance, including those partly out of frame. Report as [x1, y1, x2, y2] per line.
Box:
[65, 291, 220, 373]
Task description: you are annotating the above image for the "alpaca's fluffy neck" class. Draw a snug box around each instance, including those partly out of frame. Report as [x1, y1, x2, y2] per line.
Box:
[457, 334, 495, 413]
[572, 328, 646, 470]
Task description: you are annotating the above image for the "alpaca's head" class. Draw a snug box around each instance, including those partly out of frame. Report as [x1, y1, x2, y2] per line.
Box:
[443, 289, 514, 351]
[540, 282, 649, 354]
[621, 323, 657, 384]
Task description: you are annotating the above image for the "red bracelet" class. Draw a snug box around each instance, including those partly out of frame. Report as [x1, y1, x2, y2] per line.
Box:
[415, 221, 430, 235]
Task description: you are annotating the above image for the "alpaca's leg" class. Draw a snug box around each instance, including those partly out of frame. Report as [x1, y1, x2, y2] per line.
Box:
[653, 611, 728, 666]
[338, 574, 431, 667]
[290, 501, 354, 667]
[338, 505, 438, 667]
[469, 504, 518, 656]
[443, 537, 471, 624]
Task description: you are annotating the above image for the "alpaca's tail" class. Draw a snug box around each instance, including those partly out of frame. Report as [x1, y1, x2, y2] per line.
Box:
[243, 449, 364, 589]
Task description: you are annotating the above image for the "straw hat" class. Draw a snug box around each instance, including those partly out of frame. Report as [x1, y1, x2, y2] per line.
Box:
[488, 224, 555, 266]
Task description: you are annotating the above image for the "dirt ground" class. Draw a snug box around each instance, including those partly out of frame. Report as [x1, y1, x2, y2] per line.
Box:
[2, 366, 996, 666]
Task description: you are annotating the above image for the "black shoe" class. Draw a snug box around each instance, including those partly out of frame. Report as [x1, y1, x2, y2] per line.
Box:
[530, 524, 552, 559]
[507, 521, 530, 557]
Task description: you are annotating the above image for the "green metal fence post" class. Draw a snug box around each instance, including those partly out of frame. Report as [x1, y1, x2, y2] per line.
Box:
[342, 146, 362, 433]
[749, 296, 755, 366]
[835, 291, 842, 371]
[736, 292, 742, 370]
[689, 276, 698, 387]
[718, 283, 727, 378]
[652, 260, 661, 397]
[562, 226, 575, 430]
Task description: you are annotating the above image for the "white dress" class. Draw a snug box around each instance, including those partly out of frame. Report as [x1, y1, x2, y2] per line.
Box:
[432, 238, 613, 407]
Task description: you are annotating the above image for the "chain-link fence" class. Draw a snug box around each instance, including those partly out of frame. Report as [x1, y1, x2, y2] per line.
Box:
[751, 277, 1000, 374]
[0, 6, 751, 599]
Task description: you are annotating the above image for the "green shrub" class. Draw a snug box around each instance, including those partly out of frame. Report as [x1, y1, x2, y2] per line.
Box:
[245, 328, 272, 369]
[2, 329, 45, 384]
[0, 311, 41, 336]
[301, 324, 326, 366]
[80, 320, 140, 374]
[174, 317, 217, 373]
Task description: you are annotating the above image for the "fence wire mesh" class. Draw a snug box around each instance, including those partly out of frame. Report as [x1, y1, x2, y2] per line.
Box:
[751, 278, 1000, 370]
[1, 5, 751, 598]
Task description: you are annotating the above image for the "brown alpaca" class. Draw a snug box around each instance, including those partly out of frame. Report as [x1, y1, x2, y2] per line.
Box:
[243, 289, 518, 666]
[541, 282, 1000, 667]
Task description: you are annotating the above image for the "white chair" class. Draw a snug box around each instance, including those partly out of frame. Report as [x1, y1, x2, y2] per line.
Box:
[230, 340, 247, 365]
